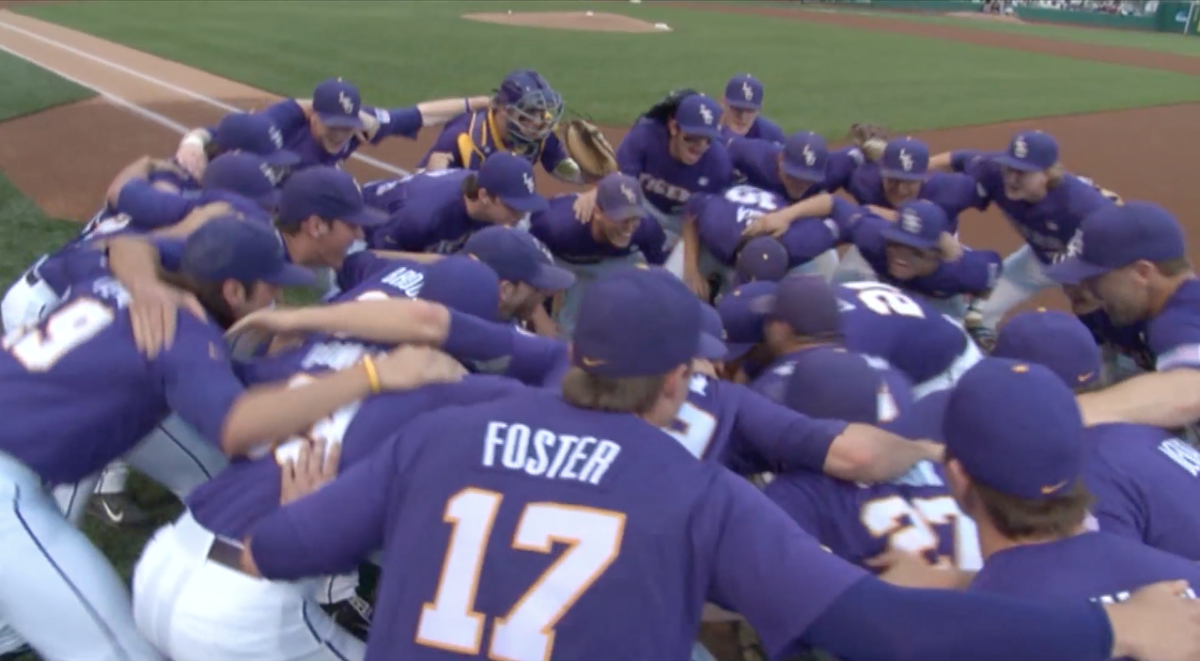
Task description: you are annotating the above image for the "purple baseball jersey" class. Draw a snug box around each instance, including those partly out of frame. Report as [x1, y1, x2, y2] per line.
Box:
[188, 336, 527, 539]
[245, 391, 868, 660]
[331, 252, 428, 301]
[1076, 309, 1154, 372]
[419, 108, 569, 172]
[1146, 279, 1200, 371]
[846, 164, 984, 234]
[952, 151, 1115, 263]
[362, 170, 488, 253]
[968, 531, 1200, 607]
[246, 100, 421, 169]
[616, 118, 734, 218]
[0, 275, 242, 485]
[689, 186, 840, 268]
[720, 115, 785, 145]
[1084, 422, 1200, 560]
[728, 138, 859, 201]
[528, 194, 667, 265]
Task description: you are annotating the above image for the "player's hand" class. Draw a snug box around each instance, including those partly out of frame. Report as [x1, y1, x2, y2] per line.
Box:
[225, 306, 306, 339]
[174, 140, 208, 180]
[866, 205, 898, 221]
[742, 210, 791, 239]
[684, 267, 710, 301]
[425, 152, 454, 171]
[938, 232, 964, 261]
[374, 345, 467, 391]
[1105, 580, 1200, 661]
[280, 436, 341, 505]
[356, 110, 381, 144]
[572, 188, 598, 223]
[866, 549, 967, 590]
[129, 280, 205, 359]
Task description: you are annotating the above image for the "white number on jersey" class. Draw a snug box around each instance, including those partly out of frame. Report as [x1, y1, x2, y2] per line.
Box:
[82, 212, 132, 239]
[662, 375, 719, 459]
[724, 185, 779, 212]
[271, 373, 362, 466]
[3, 298, 115, 371]
[842, 282, 926, 319]
[860, 494, 980, 570]
[417, 488, 626, 661]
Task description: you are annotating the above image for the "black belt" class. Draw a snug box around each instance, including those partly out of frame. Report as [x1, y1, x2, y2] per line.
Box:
[207, 537, 249, 574]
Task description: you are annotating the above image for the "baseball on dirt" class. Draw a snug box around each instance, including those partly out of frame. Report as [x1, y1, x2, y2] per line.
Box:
[654, 22, 670, 30]
[586, 10, 594, 16]
[507, 10, 512, 14]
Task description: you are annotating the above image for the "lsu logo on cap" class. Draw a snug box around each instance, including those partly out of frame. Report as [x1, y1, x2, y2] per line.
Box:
[741, 80, 754, 101]
[620, 184, 637, 204]
[898, 149, 914, 172]
[900, 209, 922, 235]
[269, 125, 283, 149]
[1012, 136, 1028, 159]
[699, 104, 714, 126]
[522, 173, 535, 193]
[338, 91, 355, 115]
[802, 144, 817, 167]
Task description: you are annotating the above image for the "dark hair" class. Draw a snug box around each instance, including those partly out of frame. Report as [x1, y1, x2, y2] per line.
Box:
[642, 88, 699, 125]
[461, 173, 483, 201]
[158, 270, 253, 330]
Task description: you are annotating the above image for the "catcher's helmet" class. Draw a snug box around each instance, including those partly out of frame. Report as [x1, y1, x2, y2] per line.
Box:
[495, 69, 564, 147]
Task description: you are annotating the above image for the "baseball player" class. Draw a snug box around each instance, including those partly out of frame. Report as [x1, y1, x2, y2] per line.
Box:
[573, 91, 734, 275]
[935, 358, 1200, 609]
[682, 184, 842, 300]
[236, 267, 1200, 661]
[763, 348, 981, 573]
[364, 153, 548, 254]
[528, 173, 666, 336]
[837, 199, 1002, 319]
[931, 130, 1118, 332]
[1048, 202, 1200, 430]
[993, 309, 1200, 562]
[729, 131, 859, 203]
[175, 77, 489, 177]
[1064, 283, 1153, 385]
[718, 73, 785, 145]
[421, 69, 582, 182]
[0, 216, 470, 661]
[722, 274, 983, 402]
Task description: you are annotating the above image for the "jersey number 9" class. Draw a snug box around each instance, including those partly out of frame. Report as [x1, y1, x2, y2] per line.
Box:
[3, 298, 115, 372]
[418, 488, 626, 661]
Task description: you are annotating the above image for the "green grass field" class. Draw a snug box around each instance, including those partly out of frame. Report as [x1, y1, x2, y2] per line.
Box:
[0, 1, 1198, 657]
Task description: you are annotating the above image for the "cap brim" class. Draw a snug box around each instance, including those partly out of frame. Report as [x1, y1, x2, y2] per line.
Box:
[880, 226, 938, 251]
[994, 156, 1043, 173]
[528, 264, 576, 292]
[723, 341, 755, 362]
[599, 204, 643, 221]
[502, 193, 549, 213]
[1043, 257, 1114, 285]
[341, 206, 390, 228]
[678, 124, 723, 141]
[318, 113, 365, 130]
[153, 238, 186, 271]
[781, 161, 825, 182]
[880, 168, 927, 181]
[263, 150, 301, 166]
[697, 333, 728, 361]
[725, 100, 761, 111]
[263, 263, 317, 288]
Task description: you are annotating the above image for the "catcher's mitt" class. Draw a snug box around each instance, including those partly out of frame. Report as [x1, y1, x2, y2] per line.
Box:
[556, 118, 619, 182]
[848, 123, 890, 163]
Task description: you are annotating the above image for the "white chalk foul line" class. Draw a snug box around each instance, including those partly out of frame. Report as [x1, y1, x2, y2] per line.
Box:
[0, 18, 411, 177]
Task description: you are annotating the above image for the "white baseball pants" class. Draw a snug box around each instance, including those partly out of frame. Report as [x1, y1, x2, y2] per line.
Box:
[974, 244, 1057, 329]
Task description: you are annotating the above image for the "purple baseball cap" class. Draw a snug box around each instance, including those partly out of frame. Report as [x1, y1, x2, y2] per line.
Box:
[312, 78, 364, 130]
[716, 280, 778, 361]
[674, 94, 723, 141]
[784, 347, 916, 434]
[993, 309, 1102, 388]
[880, 137, 929, 182]
[1045, 202, 1185, 284]
[595, 173, 645, 221]
[699, 302, 729, 353]
[724, 74, 764, 110]
[212, 113, 299, 167]
[278, 167, 387, 227]
[880, 200, 948, 251]
[478, 153, 548, 213]
[418, 255, 501, 322]
[573, 267, 726, 377]
[463, 226, 575, 292]
[995, 130, 1058, 173]
[944, 358, 1084, 500]
[180, 215, 314, 287]
[201, 152, 281, 211]
[753, 273, 843, 340]
[780, 131, 828, 182]
[735, 236, 789, 285]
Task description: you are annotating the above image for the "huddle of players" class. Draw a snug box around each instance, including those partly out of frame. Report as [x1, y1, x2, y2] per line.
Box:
[0, 69, 1199, 661]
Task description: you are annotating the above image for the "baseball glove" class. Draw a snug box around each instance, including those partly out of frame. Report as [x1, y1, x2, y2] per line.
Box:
[847, 123, 890, 163]
[556, 118, 619, 182]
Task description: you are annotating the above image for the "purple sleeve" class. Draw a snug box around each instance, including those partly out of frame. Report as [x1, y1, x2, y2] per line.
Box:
[761, 475, 826, 535]
[846, 214, 891, 259]
[156, 313, 244, 448]
[730, 383, 847, 472]
[615, 128, 645, 177]
[115, 180, 194, 230]
[1084, 452, 1148, 543]
[944, 249, 1003, 293]
[376, 209, 433, 252]
[250, 429, 414, 579]
[261, 99, 309, 133]
[705, 147, 735, 192]
[634, 218, 668, 265]
[930, 172, 988, 216]
[1148, 308, 1200, 371]
[693, 469, 868, 657]
[539, 132, 570, 171]
[419, 124, 466, 168]
[778, 218, 842, 269]
[368, 106, 423, 143]
[824, 148, 863, 193]
[336, 251, 392, 292]
[441, 311, 519, 363]
[950, 149, 989, 174]
[505, 333, 568, 386]
[828, 196, 866, 234]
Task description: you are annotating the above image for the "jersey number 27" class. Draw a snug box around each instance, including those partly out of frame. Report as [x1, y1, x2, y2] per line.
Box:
[417, 488, 626, 661]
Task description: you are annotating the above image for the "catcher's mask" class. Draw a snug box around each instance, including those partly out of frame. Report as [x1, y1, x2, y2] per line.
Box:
[495, 69, 564, 148]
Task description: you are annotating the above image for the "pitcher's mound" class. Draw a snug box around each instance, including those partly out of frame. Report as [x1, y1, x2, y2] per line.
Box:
[463, 11, 668, 33]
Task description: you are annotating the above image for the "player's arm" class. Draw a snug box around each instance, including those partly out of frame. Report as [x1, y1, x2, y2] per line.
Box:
[1082, 449, 1150, 543]
[698, 471, 1185, 661]
[368, 249, 444, 264]
[743, 193, 842, 239]
[1078, 368, 1200, 428]
[414, 96, 490, 130]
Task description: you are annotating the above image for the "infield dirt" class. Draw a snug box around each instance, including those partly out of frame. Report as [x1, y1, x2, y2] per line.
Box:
[0, 5, 1195, 314]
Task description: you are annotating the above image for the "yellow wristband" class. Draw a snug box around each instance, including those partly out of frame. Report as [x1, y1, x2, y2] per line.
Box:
[361, 356, 381, 394]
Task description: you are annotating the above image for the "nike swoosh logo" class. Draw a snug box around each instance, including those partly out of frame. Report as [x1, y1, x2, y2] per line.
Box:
[581, 357, 606, 367]
[102, 501, 124, 523]
[1077, 371, 1095, 382]
[1041, 480, 1068, 495]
